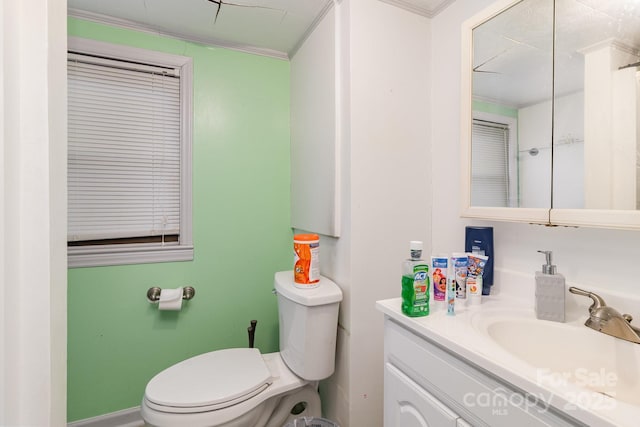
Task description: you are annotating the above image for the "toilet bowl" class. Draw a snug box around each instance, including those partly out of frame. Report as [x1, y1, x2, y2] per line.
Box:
[141, 350, 320, 427]
[141, 271, 342, 427]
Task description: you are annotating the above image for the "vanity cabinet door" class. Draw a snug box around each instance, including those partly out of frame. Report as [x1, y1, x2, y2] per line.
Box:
[383, 318, 583, 427]
[384, 362, 459, 427]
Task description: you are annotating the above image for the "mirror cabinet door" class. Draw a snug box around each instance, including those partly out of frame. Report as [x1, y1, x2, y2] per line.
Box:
[553, 0, 640, 212]
[461, 0, 553, 223]
[463, 0, 640, 229]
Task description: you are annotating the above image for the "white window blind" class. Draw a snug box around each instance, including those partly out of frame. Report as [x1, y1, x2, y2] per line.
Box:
[471, 119, 510, 207]
[68, 53, 181, 243]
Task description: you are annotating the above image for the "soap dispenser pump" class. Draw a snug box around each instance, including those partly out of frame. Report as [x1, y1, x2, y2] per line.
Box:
[535, 250, 565, 322]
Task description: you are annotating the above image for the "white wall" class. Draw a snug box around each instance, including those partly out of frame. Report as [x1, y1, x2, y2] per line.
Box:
[518, 100, 552, 208]
[318, 0, 431, 425]
[432, 0, 640, 299]
[1, 0, 67, 425]
[291, 5, 340, 237]
[348, 0, 431, 423]
[584, 42, 640, 210]
[431, 0, 495, 255]
[518, 91, 584, 209]
[553, 91, 585, 209]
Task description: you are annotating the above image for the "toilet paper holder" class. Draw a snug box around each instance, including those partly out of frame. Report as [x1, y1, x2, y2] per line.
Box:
[147, 286, 196, 303]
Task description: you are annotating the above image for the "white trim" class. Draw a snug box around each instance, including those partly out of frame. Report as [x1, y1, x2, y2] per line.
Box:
[68, 244, 194, 268]
[68, 8, 289, 61]
[333, 0, 343, 238]
[461, 206, 549, 224]
[550, 209, 640, 230]
[67, 37, 194, 268]
[68, 36, 191, 68]
[3, 1, 67, 423]
[579, 37, 640, 57]
[290, 0, 335, 59]
[67, 406, 144, 427]
[377, 0, 456, 18]
[180, 59, 194, 250]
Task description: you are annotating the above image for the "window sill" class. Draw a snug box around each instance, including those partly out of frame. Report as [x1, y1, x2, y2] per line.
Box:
[68, 243, 194, 268]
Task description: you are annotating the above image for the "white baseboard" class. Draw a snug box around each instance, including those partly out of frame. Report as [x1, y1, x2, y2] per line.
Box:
[67, 406, 145, 427]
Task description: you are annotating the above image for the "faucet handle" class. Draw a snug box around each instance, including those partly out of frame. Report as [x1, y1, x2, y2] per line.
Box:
[569, 287, 607, 313]
[570, 287, 640, 344]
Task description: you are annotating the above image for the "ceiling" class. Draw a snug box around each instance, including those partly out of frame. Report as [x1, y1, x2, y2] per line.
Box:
[473, 0, 640, 108]
[68, 0, 454, 59]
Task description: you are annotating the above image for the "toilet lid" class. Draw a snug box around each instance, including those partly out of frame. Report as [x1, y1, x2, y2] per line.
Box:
[145, 348, 272, 410]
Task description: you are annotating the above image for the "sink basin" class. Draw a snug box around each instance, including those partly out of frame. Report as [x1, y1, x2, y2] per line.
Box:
[474, 310, 640, 406]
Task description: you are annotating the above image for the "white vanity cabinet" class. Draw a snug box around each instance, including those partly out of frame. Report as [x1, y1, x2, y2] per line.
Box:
[382, 317, 586, 427]
[384, 362, 460, 426]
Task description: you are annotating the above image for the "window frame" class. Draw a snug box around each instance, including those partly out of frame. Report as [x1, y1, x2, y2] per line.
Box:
[67, 37, 193, 268]
[471, 111, 518, 208]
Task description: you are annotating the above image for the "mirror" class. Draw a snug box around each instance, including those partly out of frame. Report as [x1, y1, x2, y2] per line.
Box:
[554, 0, 640, 211]
[470, 0, 554, 210]
[461, 0, 640, 228]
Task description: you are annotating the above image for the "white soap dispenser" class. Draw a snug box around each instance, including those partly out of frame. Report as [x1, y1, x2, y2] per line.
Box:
[535, 250, 565, 322]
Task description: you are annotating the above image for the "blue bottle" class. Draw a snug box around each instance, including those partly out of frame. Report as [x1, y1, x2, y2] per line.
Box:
[465, 226, 493, 295]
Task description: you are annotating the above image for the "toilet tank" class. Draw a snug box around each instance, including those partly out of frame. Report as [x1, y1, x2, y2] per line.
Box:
[274, 271, 342, 381]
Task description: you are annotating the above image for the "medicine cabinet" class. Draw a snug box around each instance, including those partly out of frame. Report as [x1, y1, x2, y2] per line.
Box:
[460, 0, 640, 229]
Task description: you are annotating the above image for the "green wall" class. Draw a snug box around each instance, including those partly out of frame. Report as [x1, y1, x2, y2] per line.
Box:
[67, 18, 292, 422]
[472, 99, 518, 118]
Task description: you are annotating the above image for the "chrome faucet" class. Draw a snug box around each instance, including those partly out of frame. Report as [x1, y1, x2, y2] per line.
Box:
[569, 287, 640, 344]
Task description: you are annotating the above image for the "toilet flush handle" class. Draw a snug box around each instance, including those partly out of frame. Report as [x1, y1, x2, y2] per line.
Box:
[248, 319, 258, 348]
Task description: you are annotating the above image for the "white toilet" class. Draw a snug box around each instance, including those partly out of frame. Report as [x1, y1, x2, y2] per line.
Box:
[141, 271, 342, 427]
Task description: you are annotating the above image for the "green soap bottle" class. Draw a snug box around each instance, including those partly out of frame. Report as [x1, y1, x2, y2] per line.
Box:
[401, 240, 430, 317]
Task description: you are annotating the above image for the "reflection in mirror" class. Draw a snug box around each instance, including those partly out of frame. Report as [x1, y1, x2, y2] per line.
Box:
[554, 0, 640, 210]
[471, 0, 554, 208]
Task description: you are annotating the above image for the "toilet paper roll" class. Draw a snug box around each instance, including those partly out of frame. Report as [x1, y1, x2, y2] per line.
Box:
[158, 287, 183, 311]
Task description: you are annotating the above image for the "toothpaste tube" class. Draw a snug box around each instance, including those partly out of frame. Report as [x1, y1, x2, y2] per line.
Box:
[446, 256, 458, 316]
[467, 253, 488, 305]
[446, 271, 456, 316]
[431, 256, 448, 302]
[452, 253, 468, 301]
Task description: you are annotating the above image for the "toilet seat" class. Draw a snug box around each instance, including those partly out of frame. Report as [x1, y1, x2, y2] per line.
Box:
[144, 348, 273, 414]
[141, 352, 310, 426]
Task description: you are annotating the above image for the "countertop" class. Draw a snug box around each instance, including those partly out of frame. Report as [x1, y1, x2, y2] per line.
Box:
[376, 281, 640, 427]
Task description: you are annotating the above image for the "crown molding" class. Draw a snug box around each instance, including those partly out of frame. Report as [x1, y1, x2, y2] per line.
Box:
[290, 0, 335, 58]
[68, 8, 290, 61]
[377, 0, 456, 18]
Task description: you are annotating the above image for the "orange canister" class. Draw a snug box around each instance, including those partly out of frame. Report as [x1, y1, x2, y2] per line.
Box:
[293, 233, 320, 287]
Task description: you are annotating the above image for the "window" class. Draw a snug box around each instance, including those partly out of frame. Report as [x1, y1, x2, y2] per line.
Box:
[67, 37, 193, 268]
[471, 113, 518, 208]
[471, 119, 509, 207]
